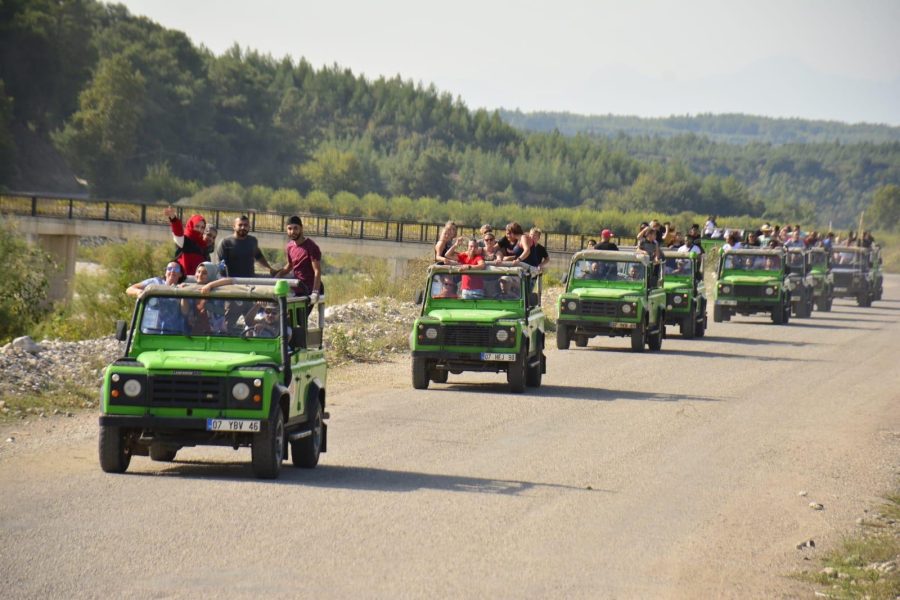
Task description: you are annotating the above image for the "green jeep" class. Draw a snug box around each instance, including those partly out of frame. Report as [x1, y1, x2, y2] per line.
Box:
[714, 248, 791, 324]
[661, 250, 707, 339]
[556, 250, 666, 352]
[871, 245, 884, 302]
[410, 265, 545, 393]
[808, 247, 834, 312]
[831, 246, 876, 307]
[99, 278, 328, 479]
[785, 248, 815, 318]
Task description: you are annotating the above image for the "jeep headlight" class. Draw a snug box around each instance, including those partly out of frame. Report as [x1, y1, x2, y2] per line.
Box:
[566, 300, 577, 312]
[673, 295, 683, 305]
[232, 382, 250, 401]
[721, 285, 732, 295]
[123, 379, 142, 398]
[621, 303, 632, 315]
[424, 327, 439, 340]
[496, 329, 509, 342]
[765, 287, 775, 296]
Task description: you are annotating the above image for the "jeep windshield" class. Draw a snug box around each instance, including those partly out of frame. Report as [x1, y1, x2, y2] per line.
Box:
[139, 295, 282, 338]
[572, 259, 645, 283]
[786, 252, 805, 270]
[662, 257, 693, 277]
[428, 272, 523, 301]
[721, 253, 781, 271]
[832, 248, 868, 270]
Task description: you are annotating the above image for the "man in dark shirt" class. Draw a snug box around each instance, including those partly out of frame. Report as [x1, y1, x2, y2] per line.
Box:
[215, 215, 275, 277]
[275, 215, 323, 299]
[594, 229, 619, 251]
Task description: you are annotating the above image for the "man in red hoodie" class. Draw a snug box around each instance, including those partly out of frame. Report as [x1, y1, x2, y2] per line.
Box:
[164, 206, 208, 275]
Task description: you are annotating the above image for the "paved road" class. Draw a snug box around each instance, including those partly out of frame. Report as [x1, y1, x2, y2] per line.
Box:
[2, 277, 899, 598]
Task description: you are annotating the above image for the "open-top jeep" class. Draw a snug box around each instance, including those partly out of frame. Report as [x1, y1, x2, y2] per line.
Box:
[785, 248, 815, 318]
[871, 245, 884, 301]
[808, 247, 834, 312]
[100, 278, 327, 479]
[661, 249, 707, 339]
[714, 248, 791, 324]
[556, 250, 665, 352]
[831, 246, 876, 307]
[410, 265, 545, 393]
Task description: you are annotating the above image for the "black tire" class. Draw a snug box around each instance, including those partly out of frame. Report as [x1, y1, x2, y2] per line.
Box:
[574, 335, 588, 347]
[713, 306, 723, 323]
[556, 324, 570, 350]
[149, 445, 177, 462]
[431, 370, 448, 384]
[630, 326, 646, 352]
[291, 399, 322, 469]
[99, 425, 131, 474]
[772, 303, 785, 324]
[251, 407, 284, 479]
[647, 320, 663, 351]
[681, 315, 695, 339]
[695, 314, 707, 338]
[815, 295, 828, 312]
[507, 353, 526, 393]
[525, 340, 543, 388]
[412, 356, 429, 389]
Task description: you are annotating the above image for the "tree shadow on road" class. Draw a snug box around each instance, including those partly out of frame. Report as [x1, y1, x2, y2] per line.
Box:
[142, 461, 612, 494]
[698, 335, 816, 347]
[575, 345, 817, 361]
[530, 385, 722, 403]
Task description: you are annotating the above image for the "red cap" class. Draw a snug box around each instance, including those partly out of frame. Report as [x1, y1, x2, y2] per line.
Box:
[601, 229, 613, 238]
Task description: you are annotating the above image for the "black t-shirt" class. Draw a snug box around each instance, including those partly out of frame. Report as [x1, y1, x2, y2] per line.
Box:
[524, 243, 549, 267]
[594, 241, 619, 251]
[216, 235, 263, 277]
[497, 237, 515, 256]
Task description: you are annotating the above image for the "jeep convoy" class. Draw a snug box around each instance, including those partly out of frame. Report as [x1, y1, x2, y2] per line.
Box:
[556, 250, 666, 352]
[99, 279, 327, 479]
[714, 248, 792, 324]
[831, 246, 878, 307]
[661, 250, 707, 338]
[409, 265, 545, 392]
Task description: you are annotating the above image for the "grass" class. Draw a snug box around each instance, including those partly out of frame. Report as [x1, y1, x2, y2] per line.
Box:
[0, 383, 98, 422]
[795, 491, 900, 599]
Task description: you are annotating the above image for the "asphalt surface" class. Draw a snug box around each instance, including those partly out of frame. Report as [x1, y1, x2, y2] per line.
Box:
[1, 276, 899, 599]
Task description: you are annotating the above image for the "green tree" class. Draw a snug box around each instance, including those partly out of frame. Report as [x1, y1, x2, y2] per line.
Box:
[0, 219, 53, 342]
[297, 147, 365, 196]
[868, 184, 900, 231]
[53, 55, 145, 195]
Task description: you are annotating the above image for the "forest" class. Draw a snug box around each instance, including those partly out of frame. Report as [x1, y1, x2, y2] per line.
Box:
[1, 0, 899, 230]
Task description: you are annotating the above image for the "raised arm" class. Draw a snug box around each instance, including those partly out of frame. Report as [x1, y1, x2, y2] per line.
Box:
[165, 207, 186, 248]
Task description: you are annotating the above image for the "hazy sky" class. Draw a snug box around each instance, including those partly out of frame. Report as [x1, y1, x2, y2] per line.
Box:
[117, 0, 900, 125]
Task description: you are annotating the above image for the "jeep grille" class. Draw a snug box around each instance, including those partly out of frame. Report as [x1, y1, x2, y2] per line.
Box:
[833, 272, 854, 286]
[580, 300, 620, 317]
[732, 285, 768, 297]
[150, 376, 224, 407]
[442, 325, 491, 347]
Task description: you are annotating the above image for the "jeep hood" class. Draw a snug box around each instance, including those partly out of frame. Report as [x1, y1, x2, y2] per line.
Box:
[719, 274, 780, 285]
[134, 350, 274, 372]
[566, 287, 639, 299]
[663, 280, 691, 291]
[424, 308, 520, 323]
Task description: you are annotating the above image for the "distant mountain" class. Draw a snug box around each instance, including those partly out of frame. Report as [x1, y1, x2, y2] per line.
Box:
[498, 110, 900, 145]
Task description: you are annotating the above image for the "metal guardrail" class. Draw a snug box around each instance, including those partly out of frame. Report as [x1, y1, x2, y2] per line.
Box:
[0, 192, 603, 252]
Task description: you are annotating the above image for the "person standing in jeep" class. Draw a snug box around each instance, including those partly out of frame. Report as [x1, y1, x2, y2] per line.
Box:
[275, 215, 323, 299]
[215, 215, 275, 277]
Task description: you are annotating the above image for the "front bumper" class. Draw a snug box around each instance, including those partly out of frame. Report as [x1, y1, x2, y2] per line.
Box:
[99, 415, 271, 432]
[411, 350, 525, 372]
[557, 317, 639, 335]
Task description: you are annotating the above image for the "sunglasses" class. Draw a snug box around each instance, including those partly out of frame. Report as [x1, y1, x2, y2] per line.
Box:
[484, 237, 495, 241]
[166, 266, 181, 273]
[264, 309, 278, 315]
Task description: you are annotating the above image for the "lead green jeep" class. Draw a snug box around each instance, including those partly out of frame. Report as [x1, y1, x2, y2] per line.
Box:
[661, 250, 707, 339]
[556, 250, 666, 352]
[808, 247, 834, 312]
[714, 248, 791, 324]
[99, 279, 328, 479]
[410, 265, 545, 393]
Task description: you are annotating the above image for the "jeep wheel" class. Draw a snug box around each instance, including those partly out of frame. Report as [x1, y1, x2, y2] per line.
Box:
[556, 324, 570, 350]
[681, 315, 695, 339]
[99, 425, 131, 474]
[149, 445, 177, 462]
[695, 314, 707, 338]
[251, 407, 284, 479]
[525, 354, 542, 388]
[507, 353, 526, 393]
[630, 326, 646, 352]
[857, 292, 872, 308]
[713, 306, 724, 323]
[291, 400, 322, 469]
[412, 357, 429, 389]
[431, 369, 448, 384]
[648, 323, 663, 351]
[771, 304, 785, 324]
[574, 335, 588, 347]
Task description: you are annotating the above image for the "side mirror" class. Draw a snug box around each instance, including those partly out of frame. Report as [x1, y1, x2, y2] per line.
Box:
[414, 290, 424, 305]
[529, 292, 540, 306]
[115, 320, 127, 341]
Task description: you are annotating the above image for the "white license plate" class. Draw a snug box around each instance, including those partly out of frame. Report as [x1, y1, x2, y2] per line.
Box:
[717, 299, 738, 306]
[834, 287, 847, 292]
[206, 419, 261, 432]
[611, 322, 637, 329]
[481, 352, 516, 361]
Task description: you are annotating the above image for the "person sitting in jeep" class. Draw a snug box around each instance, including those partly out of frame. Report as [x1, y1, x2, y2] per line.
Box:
[433, 275, 459, 299]
[242, 302, 282, 338]
[496, 276, 521, 300]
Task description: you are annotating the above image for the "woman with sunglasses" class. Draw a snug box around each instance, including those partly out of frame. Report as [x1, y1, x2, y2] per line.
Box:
[126, 261, 186, 297]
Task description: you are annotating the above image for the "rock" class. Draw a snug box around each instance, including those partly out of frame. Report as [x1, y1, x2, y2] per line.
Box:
[798, 490, 808, 497]
[856, 517, 864, 525]
[821, 567, 836, 577]
[837, 572, 850, 580]
[5, 437, 14, 443]
[0, 400, 5, 408]
[12, 336, 42, 355]
[796, 539, 815, 549]
[809, 502, 824, 510]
